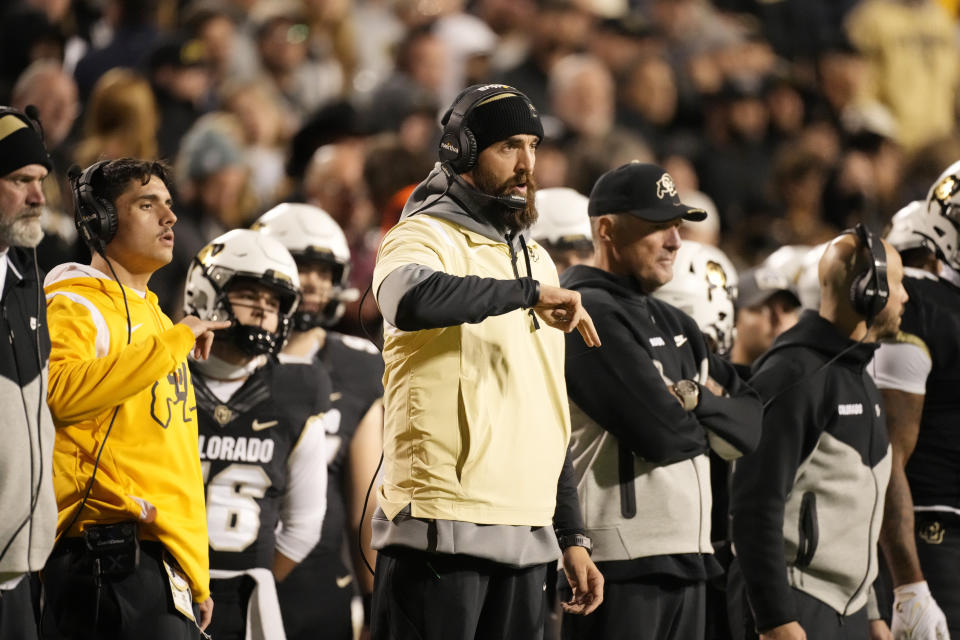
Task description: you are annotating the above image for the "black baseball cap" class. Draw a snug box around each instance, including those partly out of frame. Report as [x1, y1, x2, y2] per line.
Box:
[588, 162, 707, 222]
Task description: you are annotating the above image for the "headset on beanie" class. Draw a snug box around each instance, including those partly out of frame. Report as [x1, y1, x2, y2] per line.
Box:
[439, 84, 529, 174]
[436, 84, 540, 212]
[70, 161, 118, 255]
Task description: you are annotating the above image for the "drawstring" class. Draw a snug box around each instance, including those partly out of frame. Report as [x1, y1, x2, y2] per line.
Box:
[519, 235, 540, 330]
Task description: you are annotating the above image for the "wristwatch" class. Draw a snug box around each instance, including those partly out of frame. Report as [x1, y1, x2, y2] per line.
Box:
[672, 379, 700, 411]
[558, 533, 593, 556]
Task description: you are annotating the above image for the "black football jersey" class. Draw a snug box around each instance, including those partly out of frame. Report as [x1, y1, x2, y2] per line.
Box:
[192, 359, 332, 571]
[312, 332, 384, 555]
[898, 271, 960, 509]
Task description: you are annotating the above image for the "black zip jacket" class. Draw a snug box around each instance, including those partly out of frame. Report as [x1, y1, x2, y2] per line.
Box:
[562, 266, 761, 464]
[561, 266, 761, 578]
[731, 310, 891, 630]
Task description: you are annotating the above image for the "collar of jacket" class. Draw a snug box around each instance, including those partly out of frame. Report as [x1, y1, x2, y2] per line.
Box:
[758, 309, 879, 372]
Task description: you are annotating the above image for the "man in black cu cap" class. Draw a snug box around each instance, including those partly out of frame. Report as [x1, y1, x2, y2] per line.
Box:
[560, 161, 763, 640]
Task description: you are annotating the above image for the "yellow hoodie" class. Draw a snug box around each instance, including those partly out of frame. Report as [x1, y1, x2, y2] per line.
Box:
[44, 264, 209, 602]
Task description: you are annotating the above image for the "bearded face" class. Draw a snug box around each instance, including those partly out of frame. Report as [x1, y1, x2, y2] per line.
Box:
[471, 161, 539, 234]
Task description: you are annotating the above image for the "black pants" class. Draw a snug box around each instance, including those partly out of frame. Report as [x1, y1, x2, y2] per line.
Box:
[916, 511, 960, 636]
[40, 540, 200, 640]
[0, 574, 40, 640]
[277, 549, 355, 640]
[559, 575, 706, 640]
[370, 546, 548, 640]
[206, 575, 256, 640]
[727, 560, 867, 640]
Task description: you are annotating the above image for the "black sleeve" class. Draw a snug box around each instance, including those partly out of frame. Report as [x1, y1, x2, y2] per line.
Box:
[553, 447, 585, 537]
[695, 352, 763, 458]
[565, 291, 709, 465]
[730, 357, 820, 632]
[394, 272, 540, 331]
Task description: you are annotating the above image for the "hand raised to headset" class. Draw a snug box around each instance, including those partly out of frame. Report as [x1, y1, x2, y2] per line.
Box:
[178, 316, 232, 360]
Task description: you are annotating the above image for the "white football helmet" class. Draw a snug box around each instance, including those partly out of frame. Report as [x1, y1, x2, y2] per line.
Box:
[253, 202, 356, 328]
[653, 241, 739, 355]
[184, 229, 301, 356]
[913, 162, 960, 269]
[530, 188, 592, 247]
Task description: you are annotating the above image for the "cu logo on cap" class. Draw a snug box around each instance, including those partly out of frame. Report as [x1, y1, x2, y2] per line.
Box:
[656, 173, 677, 200]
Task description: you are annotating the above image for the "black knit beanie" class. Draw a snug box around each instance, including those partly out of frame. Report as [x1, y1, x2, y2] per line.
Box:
[464, 93, 544, 153]
[0, 110, 51, 177]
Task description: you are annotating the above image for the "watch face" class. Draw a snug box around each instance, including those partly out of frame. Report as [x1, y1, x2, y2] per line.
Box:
[676, 380, 697, 395]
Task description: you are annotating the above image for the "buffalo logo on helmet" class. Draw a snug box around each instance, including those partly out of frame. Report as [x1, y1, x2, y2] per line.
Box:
[934, 175, 959, 204]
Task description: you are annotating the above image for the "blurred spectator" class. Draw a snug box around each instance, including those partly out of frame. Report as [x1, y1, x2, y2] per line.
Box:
[150, 113, 254, 315]
[182, 0, 260, 87]
[847, 0, 960, 151]
[147, 36, 213, 160]
[303, 0, 358, 95]
[362, 133, 434, 230]
[73, 67, 159, 167]
[367, 25, 447, 133]
[11, 61, 78, 156]
[434, 13, 498, 105]
[0, 6, 63, 103]
[11, 60, 84, 269]
[73, 0, 162, 99]
[223, 79, 294, 206]
[770, 145, 836, 246]
[590, 15, 661, 80]
[497, 0, 594, 113]
[821, 104, 903, 233]
[475, 0, 538, 73]
[549, 53, 651, 195]
[617, 53, 684, 156]
[764, 69, 807, 147]
[697, 77, 775, 232]
[252, 0, 343, 123]
[302, 139, 379, 334]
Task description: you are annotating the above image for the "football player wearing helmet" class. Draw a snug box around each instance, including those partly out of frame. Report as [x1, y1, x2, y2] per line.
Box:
[871, 169, 960, 639]
[255, 203, 385, 640]
[185, 229, 330, 640]
[530, 188, 594, 274]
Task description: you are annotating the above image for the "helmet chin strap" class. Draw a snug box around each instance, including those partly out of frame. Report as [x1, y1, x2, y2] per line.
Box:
[191, 351, 265, 380]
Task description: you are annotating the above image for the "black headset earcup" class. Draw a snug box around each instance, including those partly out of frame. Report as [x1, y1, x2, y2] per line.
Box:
[456, 127, 478, 174]
[97, 197, 118, 244]
[849, 272, 870, 318]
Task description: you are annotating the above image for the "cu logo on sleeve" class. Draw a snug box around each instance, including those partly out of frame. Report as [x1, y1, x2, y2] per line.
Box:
[150, 362, 194, 429]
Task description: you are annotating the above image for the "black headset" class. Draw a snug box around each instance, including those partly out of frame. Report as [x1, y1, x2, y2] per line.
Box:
[438, 84, 531, 175]
[71, 160, 118, 254]
[849, 223, 889, 326]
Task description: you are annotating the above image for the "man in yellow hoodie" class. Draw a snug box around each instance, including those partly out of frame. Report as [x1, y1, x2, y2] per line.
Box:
[40, 159, 229, 639]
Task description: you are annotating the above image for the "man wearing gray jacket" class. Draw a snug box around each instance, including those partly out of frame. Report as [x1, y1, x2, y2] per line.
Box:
[731, 227, 906, 639]
[0, 105, 57, 638]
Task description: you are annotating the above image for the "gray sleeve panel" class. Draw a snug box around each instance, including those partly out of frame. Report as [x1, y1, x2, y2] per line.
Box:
[375, 264, 438, 327]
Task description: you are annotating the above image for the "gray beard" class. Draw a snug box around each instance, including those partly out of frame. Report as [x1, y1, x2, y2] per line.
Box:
[0, 208, 44, 248]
